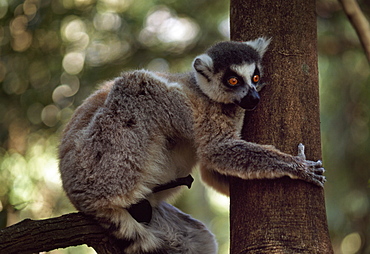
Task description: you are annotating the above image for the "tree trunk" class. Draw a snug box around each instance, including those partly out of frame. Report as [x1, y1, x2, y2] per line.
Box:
[229, 0, 334, 253]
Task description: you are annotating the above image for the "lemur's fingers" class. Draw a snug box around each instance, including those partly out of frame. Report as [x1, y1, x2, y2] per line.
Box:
[306, 172, 326, 187]
[307, 164, 325, 176]
[296, 144, 326, 187]
[302, 159, 326, 187]
[305, 159, 323, 168]
[297, 143, 306, 160]
[312, 165, 325, 175]
[298, 144, 324, 171]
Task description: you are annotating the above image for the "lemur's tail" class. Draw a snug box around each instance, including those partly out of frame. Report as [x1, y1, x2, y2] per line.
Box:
[95, 201, 218, 254]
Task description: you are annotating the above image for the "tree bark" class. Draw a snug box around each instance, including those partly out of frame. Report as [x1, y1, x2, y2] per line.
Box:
[229, 0, 334, 253]
[0, 213, 127, 254]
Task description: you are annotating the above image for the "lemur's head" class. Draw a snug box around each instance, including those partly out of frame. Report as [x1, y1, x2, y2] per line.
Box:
[193, 38, 270, 110]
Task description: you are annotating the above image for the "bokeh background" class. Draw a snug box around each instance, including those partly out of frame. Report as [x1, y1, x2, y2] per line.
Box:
[0, 0, 369, 253]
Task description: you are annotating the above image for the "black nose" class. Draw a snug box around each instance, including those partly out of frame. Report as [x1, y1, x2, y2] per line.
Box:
[236, 89, 260, 110]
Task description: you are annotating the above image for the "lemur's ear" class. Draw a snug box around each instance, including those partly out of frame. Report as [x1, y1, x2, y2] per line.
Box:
[193, 54, 214, 80]
[244, 37, 271, 58]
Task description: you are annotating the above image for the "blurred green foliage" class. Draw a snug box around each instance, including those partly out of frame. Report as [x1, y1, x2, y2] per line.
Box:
[316, 1, 370, 253]
[0, 0, 369, 253]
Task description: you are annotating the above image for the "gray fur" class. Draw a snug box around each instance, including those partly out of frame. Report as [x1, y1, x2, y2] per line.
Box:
[59, 38, 325, 254]
[147, 202, 217, 253]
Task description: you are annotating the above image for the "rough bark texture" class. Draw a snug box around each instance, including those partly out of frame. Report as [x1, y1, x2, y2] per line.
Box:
[0, 213, 127, 254]
[229, 0, 334, 253]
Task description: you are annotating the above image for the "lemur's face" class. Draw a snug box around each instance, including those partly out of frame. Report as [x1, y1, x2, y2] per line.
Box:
[193, 39, 270, 110]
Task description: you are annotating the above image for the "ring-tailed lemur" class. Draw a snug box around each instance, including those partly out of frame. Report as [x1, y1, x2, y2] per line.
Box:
[59, 38, 325, 253]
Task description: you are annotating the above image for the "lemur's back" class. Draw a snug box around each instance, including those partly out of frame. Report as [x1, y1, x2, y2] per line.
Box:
[60, 81, 112, 161]
[59, 70, 196, 206]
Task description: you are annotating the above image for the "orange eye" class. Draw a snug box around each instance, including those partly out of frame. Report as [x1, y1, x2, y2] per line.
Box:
[252, 75, 260, 83]
[228, 77, 239, 86]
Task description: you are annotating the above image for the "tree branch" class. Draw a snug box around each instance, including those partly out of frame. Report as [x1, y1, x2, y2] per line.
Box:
[0, 213, 127, 254]
[340, 0, 370, 63]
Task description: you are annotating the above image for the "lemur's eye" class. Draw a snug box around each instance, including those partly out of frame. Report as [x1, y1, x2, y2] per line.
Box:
[252, 75, 260, 83]
[228, 77, 239, 86]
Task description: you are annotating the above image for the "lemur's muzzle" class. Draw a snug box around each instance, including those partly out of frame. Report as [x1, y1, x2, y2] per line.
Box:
[236, 89, 260, 110]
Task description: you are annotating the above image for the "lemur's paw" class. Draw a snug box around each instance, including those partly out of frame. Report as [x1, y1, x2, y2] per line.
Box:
[297, 143, 326, 187]
[304, 167, 326, 187]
